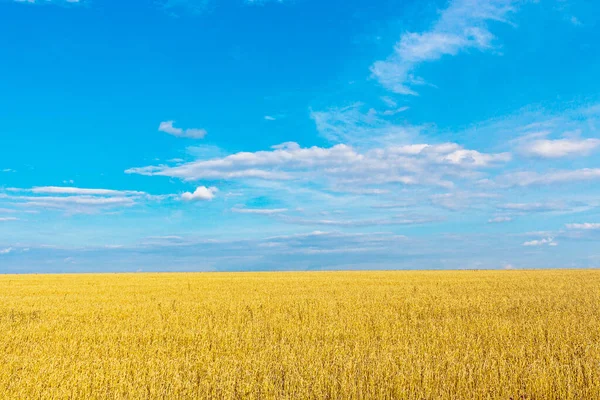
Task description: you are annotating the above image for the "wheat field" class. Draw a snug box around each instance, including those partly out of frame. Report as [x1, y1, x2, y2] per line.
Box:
[1, 270, 599, 399]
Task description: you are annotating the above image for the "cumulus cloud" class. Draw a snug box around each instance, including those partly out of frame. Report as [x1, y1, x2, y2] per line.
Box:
[520, 138, 600, 158]
[159, 121, 207, 139]
[371, 0, 519, 95]
[566, 223, 600, 230]
[181, 186, 218, 201]
[523, 237, 557, 247]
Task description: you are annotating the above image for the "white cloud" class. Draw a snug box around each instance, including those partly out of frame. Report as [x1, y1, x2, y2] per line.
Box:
[570, 16, 582, 26]
[231, 207, 288, 215]
[489, 216, 512, 223]
[14, 0, 79, 3]
[127, 141, 510, 192]
[264, 116, 276, 121]
[566, 223, 600, 230]
[20, 187, 145, 196]
[159, 121, 207, 139]
[380, 96, 397, 108]
[245, 0, 285, 5]
[0, 248, 13, 255]
[2, 169, 15, 173]
[523, 237, 557, 247]
[14, 0, 82, 5]
[430, 192, 496, 210]
[381, 107, 410, 116]
[279, 215, 441, 227]
[498, 202, 565, 212]
[371, 0, 519, 95]
[520, 138, 600, 158]
[310, 103, 417, 146]
[181, 186, 218, 201]
[0, 217, 19, 221]
[502, 169, 600, 186]
[12, 196, 135, 207]
[0, 186, 173, 214]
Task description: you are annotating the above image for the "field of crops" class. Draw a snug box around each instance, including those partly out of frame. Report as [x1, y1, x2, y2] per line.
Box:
[1, 270, 599, 399]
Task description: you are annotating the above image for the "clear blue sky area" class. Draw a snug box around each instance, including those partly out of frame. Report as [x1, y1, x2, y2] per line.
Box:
[1, 0, 600, 272]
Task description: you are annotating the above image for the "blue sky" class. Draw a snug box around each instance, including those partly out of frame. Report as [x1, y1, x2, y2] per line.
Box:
[1, 0, 600, 273]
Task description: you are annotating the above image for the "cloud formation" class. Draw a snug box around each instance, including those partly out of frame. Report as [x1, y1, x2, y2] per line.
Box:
[127, 141, 510, 192]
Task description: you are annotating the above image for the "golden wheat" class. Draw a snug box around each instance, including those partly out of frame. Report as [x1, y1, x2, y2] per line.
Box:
[1, 270, 599, 399]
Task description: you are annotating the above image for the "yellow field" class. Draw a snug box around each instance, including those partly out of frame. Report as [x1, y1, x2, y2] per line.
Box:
[1, 270, 599, 399]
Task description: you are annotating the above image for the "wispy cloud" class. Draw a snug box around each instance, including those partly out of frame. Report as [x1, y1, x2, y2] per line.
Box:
[371, 0, 520, 95]
[488, 216, 512, 223]
[498, 202, 566, 212]
[570, 16, 582, 26]
[13, 0, 82, 5]
[1, 187, 172, 214]
[15, 186, 145, 196]
[279, 215, 441, 227]
[310, 103, 417, 146]
[501, 169, 600, 186]
[264, 116, 276, 121]
[523, 237, 557, 247]
[430, 191, 496, 211]
[231, 207, 288, 214]
[381, 107, 410, 116]
[566, 223, 600, 230]
[245, 0, 286, 4]
[0, 217, 19, 222]
[0, 248, 13, 255]
[159, 121, 207, 139]
[519, 138, 600, 158]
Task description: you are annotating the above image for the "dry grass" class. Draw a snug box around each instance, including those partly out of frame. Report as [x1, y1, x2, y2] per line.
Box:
[1, 270, 599, 399]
